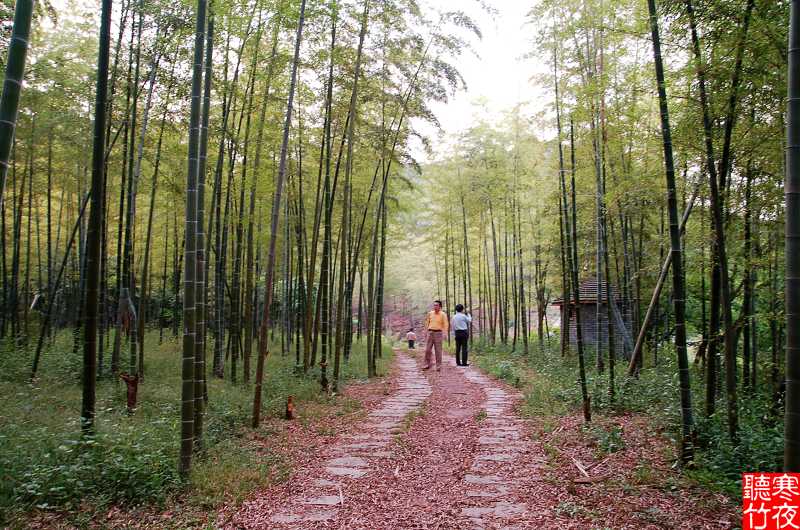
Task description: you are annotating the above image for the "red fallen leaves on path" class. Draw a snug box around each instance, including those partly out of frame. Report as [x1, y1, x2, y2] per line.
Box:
[329, 358, 483, 529]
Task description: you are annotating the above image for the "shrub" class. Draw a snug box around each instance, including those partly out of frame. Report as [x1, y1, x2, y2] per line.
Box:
[5, 425, 181, 512]
[581, 423, 626, 455]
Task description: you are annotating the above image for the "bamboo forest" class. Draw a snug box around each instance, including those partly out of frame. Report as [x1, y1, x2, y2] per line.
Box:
[0, 0, 797, 527]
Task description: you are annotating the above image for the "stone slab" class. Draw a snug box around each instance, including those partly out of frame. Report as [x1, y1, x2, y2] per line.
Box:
[465, 486, 508, 498]
[270, 510, 337, 523]
[325, 466, 367, 478]
[476, 453, 516, 462]
[464, 474, 503, 484]
[326, 456, 368, 468]
[477, 436, 508, 445]
[461, 502, 526, 520]
[492, 502, 527, 518]
[461, 507, 494, 517]
[303, 495, 341, 506]
[485, 431, 520, 439]
[361, 450, 394, 458]
[371, 410, 411, 417]
[340, 442, 386, 451]
[313, 478, 341, 487]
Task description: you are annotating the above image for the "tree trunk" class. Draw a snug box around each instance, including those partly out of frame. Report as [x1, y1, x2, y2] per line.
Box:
[252, 0, 307, 428]
[684, 0, 750, 440]
[516, 200, 528, 355]
[196, 11, 214, 408]
[245, 17, 280, 384]
[785, 0, 800, 472]
[128, 54, 159, 381]
[646, 0, 695, 464]
[32, 194, 89, 380]
[553, 34, 571, 357]
[138, 73, 170, 381]
[569, 119, 590, 422]
[743, 161, 753, 393]
[627, 189, 697, 375]
[319, 8, 337, 393]
[336, 0, 369, 389]
[82, 0, 113, 435]
[179, 0, 207, 477]
[0, 0, 34, 215]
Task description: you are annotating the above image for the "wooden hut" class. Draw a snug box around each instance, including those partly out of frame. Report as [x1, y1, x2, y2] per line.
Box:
[551, 276, 632, 357]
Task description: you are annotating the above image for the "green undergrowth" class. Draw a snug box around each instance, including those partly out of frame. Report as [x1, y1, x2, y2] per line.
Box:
[472, 336, 781, 500]
[0, 329, 393, 524]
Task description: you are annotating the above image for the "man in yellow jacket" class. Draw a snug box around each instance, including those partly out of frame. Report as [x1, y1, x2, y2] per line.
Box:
[424, 300, 449, 371]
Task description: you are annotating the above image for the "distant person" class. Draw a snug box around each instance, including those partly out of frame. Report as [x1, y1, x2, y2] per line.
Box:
[406, 328, 417, 350]
[424, 300, 449, 371]
[452, 304, 472, 366]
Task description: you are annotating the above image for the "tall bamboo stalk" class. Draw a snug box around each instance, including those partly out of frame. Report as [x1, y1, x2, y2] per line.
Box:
[569, 119, 590, 422]
[253, 0, 307, 428]
[180, 0, 207, 477]
[785, 0, 800, 472]
[646, 0, 694, 464]
[196, 8, 214, 411]
[0, 0, 34, 216]
[82, 0, 113, 435]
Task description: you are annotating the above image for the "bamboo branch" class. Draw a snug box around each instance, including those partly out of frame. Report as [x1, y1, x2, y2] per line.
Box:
[627, 184, 699, 376]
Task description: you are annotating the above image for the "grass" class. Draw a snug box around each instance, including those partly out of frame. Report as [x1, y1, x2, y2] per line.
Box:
[0, 327, 393, 525]
[581, 423, 626, 456]
[472, 339, 579, 418]
[554, 500, 596, 519]
[400, 406, 425, 433]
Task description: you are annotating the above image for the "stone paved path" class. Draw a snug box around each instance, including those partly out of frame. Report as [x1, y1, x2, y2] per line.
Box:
[228, 349, 548, 529]
[224, 347, 739, 529]
[459, 362, 540, 529]
[267, 354, 432, 525]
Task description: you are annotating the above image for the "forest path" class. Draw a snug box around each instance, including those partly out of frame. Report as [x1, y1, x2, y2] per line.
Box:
[225, 347, 568, 529]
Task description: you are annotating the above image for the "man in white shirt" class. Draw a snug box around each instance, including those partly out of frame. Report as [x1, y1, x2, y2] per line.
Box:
[406, 329, 417, 350]
[451, 304, 472, 366]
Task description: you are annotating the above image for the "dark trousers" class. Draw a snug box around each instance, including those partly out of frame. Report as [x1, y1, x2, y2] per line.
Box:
[454, 330, 469, 365]
[408, 340, 415, 349]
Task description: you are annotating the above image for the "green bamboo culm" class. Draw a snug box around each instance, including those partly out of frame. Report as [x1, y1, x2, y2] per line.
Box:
[0, 0, 35, 213]
[180, 0, 208, 478]
[194, 5, 214, 454]
[645, 0, 695, 465]
[82, 0, 113, 435]
[252, 0, 308, 429]
[569, 119, 591, 423]
[785, 0, 800, 472]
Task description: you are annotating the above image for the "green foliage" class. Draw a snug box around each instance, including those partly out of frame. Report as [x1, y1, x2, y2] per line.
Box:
[0, 332, 83, 383]
[473, 339, 782, 500]
[689, 398, 783, 498]
[0, 330, 392, 523]
[554, 500, 595, 519]
[581, 423, 625, 455]
[190, 437, 290, 508]
[473, 339, 580, 417]
[8, 428, 181, 510]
